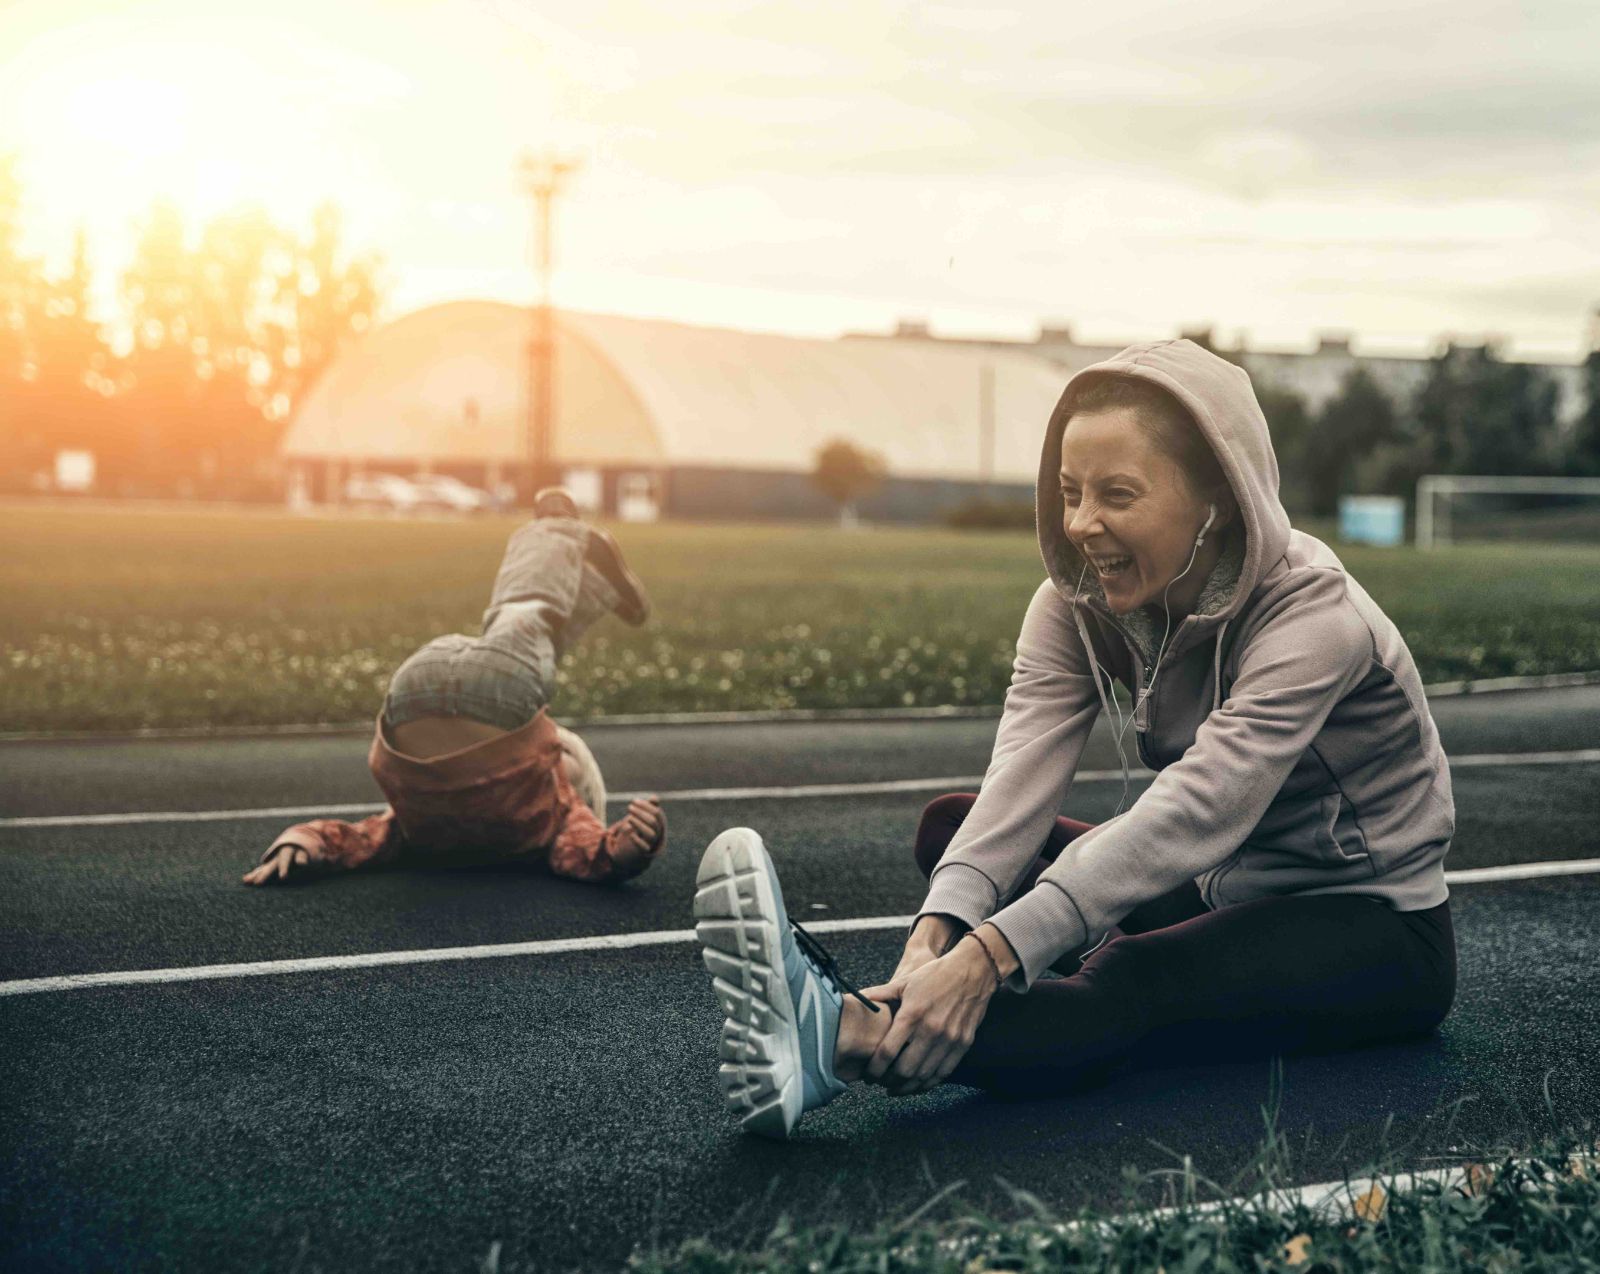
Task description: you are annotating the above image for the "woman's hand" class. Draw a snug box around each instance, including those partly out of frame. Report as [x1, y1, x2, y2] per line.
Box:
[863, 913, 963, 1004]
[860, 934, 1000, 1095]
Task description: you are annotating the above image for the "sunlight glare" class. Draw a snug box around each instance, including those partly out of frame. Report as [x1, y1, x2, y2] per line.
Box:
[61, 75, 189, 161]
[12, 27, 345, 239]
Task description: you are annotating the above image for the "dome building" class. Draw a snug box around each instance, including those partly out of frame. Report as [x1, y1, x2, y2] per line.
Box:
[281, 301, 1067, 522]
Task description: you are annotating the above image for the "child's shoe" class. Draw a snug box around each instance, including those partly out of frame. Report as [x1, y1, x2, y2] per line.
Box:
[583, 527, 651, 626]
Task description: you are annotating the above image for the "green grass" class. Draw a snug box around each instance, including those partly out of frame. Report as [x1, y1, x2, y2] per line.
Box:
[623, 1139, 1600, 1273]
[4, 505, 1600, 733]
[622, 1094, 1600, 1274]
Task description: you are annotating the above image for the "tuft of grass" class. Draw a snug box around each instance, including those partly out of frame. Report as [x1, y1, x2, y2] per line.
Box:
[4, 505, 1600, 732]
[624, 1075, 1600, 1274]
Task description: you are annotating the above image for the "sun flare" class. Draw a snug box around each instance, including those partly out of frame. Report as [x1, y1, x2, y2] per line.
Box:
[60, 75, 190, 161]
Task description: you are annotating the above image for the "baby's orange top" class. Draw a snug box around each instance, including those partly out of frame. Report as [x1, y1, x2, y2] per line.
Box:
[261, 709, 661, 883]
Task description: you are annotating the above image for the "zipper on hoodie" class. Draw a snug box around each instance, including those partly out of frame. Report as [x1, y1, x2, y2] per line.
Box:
[1134, 668, 1155, 769]
[1089, 599, 1204, 764]
[1131, 615, 1194, 760]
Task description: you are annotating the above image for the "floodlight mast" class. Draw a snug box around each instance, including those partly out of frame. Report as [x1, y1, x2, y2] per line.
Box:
[517, 149, 582, 503]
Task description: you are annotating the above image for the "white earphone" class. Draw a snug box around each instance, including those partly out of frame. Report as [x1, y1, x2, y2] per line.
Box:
[1123, 500, 1220, 767]
[1075, 497, 1222, 819]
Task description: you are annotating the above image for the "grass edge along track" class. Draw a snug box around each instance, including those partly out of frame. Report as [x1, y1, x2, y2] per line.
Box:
[623, 1069, 1600, 1274]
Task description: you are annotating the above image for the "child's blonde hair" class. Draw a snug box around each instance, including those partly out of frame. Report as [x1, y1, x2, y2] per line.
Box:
[554, 725, 607, 818]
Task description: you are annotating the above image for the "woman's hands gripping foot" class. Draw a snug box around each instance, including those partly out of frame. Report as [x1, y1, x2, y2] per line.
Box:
[856, 917, 1013, 1096]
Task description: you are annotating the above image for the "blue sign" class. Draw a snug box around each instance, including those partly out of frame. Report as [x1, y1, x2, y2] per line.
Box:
[1338, 496, 1405, 547]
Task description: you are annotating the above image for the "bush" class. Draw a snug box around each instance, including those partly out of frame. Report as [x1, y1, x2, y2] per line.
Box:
[944, 498, 1036, 530]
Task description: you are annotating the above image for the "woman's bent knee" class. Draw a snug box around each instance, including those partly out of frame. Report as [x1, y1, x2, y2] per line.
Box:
[912, 793, 977, 878]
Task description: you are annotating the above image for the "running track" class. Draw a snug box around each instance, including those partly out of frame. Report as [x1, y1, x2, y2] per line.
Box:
[3, 685, 1599, 1271]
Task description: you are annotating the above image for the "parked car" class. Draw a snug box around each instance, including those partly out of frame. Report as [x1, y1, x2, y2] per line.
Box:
[343, 473, 422, 512]
[410, 473, 495, 514]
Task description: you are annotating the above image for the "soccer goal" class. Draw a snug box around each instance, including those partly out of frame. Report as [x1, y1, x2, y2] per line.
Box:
[1415, 475, 1600, 548]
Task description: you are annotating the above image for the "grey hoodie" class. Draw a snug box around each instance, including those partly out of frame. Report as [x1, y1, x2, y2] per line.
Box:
[915, 339, 1454, 989]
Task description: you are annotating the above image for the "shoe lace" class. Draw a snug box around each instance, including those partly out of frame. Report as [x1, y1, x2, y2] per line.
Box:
[791, 919, 882, 1014]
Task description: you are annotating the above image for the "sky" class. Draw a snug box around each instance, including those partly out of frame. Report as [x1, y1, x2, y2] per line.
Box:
[2, 0, 1598, 359]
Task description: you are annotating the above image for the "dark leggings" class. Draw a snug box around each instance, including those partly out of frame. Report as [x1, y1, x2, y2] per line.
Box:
[912, 794, 1458, 1096]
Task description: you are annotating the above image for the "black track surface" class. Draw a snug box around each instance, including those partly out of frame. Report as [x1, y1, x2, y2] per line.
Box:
[3, 687, 1599, 1272]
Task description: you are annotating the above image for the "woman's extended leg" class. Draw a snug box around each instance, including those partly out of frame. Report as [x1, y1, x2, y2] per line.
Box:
[945, 891, 1457, 1096]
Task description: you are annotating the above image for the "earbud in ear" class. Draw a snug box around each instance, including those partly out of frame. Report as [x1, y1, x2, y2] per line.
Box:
[1195, 502, 1217, 547]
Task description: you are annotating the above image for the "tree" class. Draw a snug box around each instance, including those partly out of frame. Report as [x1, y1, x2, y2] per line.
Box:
[115, 200, 225, 493]
[1252, 383, 1311, 511]
[1302, 368, 1397, 515]
[29, 228, 111, 455]
[1570, 348, 1600, 477]
[0, 154, 42, 481]
[0, 155, 28, 375]
[0, 158, 118, 489]
[275, 202, 380, 413]
[1409, 342, 1561, 479]
[811, 438, 887, 527]
[0, 160, 382, 498]
[114, 199, 381, 496]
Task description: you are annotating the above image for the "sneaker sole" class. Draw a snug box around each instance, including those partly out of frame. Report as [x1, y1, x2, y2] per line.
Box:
[692, 828, 802, 1139]
[586, 529, 651, 626]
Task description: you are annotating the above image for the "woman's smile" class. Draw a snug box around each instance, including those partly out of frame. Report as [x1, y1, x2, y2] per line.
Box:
[1087, 550, 1135, 579]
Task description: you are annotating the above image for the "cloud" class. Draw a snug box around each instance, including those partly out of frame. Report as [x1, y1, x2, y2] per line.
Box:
[540, 0, 1600, 208]
[7, 0, 1594, 354]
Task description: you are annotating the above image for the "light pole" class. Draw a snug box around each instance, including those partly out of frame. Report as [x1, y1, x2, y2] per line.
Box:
[978, 363, 995, 503]
[516, 149, 582, 501]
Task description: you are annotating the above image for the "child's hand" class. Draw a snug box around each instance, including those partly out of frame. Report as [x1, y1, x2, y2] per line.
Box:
[622, 796, 665, 855]
[242, 843, 325, 885]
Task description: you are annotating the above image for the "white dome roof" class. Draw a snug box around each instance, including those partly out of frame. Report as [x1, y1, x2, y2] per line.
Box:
[284, 301, 1067, 483]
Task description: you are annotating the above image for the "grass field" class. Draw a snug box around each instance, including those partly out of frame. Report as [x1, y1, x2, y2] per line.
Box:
[5, 504, 1600, 733]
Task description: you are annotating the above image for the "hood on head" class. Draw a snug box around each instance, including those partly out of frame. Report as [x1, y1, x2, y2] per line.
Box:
[1035, 338, 1291, 622]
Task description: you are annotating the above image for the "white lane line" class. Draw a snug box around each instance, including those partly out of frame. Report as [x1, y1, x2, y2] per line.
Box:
[1446, 747, 1600, 768]
[0, 777, 993, 830]
[1441, 859, 1600, 884]
[620, 775, 988, 802]
[4, 859, 1599, 999]
[0, 914, 915, 998]
[5, 749, 1599, 831]
[2, 802, 391, 830]
[1092, 1152, 1597, 1236]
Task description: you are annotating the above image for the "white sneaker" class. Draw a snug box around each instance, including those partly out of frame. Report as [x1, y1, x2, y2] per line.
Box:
[693, 827, 882, 1138]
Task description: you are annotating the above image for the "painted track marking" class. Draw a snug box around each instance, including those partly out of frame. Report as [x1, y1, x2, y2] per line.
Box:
[4, 748, 1597, 831]
[3, 859, 1598, 998]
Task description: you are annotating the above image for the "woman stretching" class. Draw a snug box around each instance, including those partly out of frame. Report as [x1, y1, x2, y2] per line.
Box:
[693, 339, 1456, 1138]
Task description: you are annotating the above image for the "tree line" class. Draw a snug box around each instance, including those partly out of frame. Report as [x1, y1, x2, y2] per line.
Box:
[0, 154, 381, 499]
[935, 334, 1600, 531]
[1212, 336, 1600, 517]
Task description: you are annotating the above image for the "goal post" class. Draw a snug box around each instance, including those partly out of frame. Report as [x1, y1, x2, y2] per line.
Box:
[1415, 475, 1600, 548]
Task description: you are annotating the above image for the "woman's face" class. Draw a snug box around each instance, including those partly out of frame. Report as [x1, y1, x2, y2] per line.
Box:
[1058, 407, 1219, 616]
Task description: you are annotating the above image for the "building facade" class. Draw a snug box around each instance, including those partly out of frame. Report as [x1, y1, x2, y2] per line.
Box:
[858, 317, 1591, 430]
